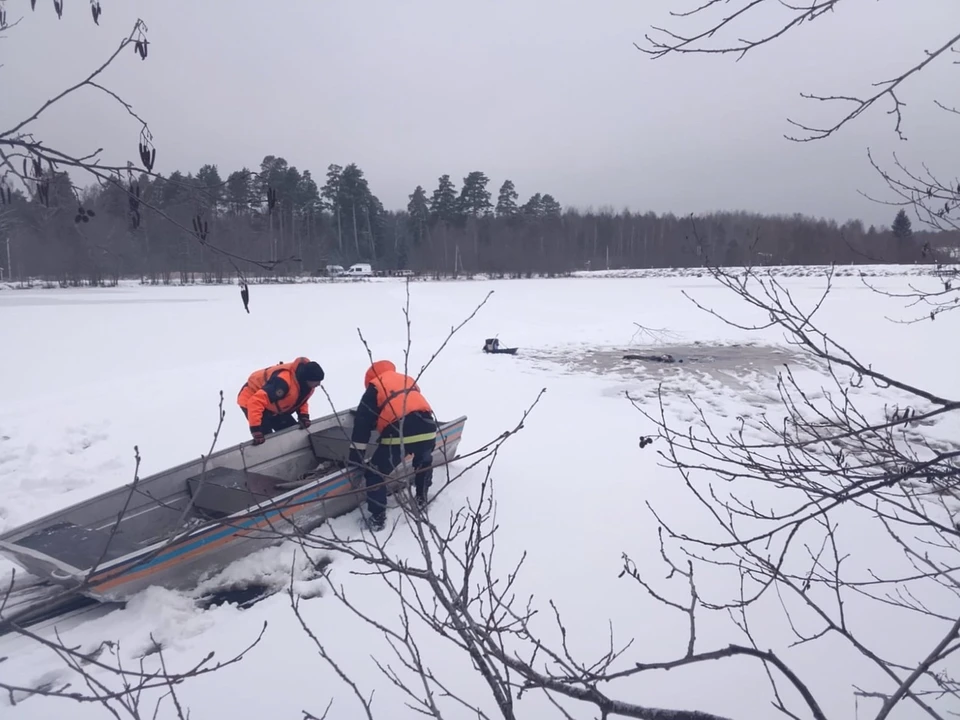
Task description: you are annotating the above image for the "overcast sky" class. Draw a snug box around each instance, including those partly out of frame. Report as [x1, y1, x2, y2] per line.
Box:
[2, 0, 958, 227]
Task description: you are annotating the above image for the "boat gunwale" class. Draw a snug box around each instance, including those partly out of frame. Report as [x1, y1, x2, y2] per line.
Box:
[91, 416, 466, 576]
[0, 407, 358, 546]
[92, 466, 349, 574]
[0, 416, 467, 589]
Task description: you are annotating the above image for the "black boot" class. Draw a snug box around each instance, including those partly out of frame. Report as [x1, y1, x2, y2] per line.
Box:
[366, 511, 385, 533]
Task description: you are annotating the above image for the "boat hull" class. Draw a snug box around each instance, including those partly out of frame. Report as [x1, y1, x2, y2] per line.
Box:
[0, 412, 466, 603]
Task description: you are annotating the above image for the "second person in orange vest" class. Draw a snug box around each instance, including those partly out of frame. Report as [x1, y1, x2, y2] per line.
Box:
[237, 357, 325, 445]
[349, 359, 438, 532]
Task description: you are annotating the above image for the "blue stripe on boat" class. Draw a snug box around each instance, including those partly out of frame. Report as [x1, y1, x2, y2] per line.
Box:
[91, 422, 465, 583]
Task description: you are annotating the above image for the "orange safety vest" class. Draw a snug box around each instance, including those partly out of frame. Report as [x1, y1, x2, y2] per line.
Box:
[369, 370, 433, 433]
[237, 356, 313, 428]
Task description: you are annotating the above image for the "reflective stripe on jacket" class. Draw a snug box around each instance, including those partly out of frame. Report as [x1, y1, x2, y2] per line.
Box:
[350, 360, 435, 451]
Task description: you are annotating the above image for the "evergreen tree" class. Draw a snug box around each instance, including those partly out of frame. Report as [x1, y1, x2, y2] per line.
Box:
[99, 176, 130, 219]
[320, 164, 343, 214]
[458, 171, 492, 218]
[407, 185, 430, 245]
[329, 163, 383, 260]
[892, 209, 913, 240]
[320, 164, 345, 254]
[496, 179, 519, 217]
[257, 155, 290, 208]
[521, 192, 544, 218]
[159, 171, 188, 207]
[396, 232, 409, 270]
[7, 150, 936, 282]
[257, 156, 307, 214]
[226, 169, 253, 214]
[365, 192, 386, 260]
[429, 174, 458, 224]
[541, 194, 561, 217]
[280, 166, 304, 212]
[195, 164, 223, 215]
[892, 208, 914, 263]
[296, 170, 321, 214]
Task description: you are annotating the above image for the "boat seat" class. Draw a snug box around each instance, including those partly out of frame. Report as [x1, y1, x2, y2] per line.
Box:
[185, 466, 286, 519]
[14, 521, 140, 571]
[309, 424, 356, 463]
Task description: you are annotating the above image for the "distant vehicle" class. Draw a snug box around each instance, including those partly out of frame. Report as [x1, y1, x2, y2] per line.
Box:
[325, 264, 345, 276]
[346, 263, 373, 277]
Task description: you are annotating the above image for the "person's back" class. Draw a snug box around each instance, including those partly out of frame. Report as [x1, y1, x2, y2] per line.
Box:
[350, 360, 438, 531]
[237, 357, 324, 443]
[367, 366, 433, 435]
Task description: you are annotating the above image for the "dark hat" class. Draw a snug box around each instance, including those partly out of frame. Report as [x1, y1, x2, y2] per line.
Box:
[297, 361, 325, 383]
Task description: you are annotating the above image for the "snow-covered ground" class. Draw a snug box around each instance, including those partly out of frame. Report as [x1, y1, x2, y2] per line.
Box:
[0, 261, 951, 294]
[0, 270, 957, 719]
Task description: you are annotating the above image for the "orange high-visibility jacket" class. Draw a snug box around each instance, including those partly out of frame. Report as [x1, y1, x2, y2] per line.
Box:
[237, 356, 315, 430]
[364, 360, 433, 433]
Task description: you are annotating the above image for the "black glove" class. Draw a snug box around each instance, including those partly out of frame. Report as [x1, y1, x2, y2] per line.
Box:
[298, 413, 311, 429]
[348, 448, 364, 468]
[251, 429, 265, 445]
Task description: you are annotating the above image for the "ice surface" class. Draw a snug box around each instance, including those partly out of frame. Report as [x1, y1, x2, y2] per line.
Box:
[0, 268, 957, 719]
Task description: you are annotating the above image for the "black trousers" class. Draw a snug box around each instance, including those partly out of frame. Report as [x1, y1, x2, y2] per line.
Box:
[242, 408, 297, 434]
[366, 411, 437, 517]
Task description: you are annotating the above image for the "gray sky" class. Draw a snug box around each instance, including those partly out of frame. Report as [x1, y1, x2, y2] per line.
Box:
[2, 0, 959, 227]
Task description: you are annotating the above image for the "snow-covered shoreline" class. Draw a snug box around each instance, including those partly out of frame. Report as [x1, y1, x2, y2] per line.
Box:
[0, 261, 952, 294]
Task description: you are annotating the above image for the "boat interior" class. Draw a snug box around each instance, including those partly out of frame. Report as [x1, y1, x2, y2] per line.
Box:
[2, 412, 377, 574]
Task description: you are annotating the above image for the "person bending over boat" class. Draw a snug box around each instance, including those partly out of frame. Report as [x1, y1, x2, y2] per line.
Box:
[348, 359, 437, 532]
[237, 357, 325, 445]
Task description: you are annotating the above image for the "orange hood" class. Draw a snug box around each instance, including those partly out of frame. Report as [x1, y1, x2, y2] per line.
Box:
[364, 359, 396, 388]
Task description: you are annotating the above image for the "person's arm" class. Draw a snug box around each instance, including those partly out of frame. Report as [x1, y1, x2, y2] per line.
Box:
[349, 384, 379, 465]
[296, 393, 310, 425]
[296, 379, 311, 417]
[248, 376, 289, 436]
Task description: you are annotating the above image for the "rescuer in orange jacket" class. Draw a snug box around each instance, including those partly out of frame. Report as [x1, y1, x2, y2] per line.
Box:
[348, 359, 437, 532]
[237, 357, 325, 445]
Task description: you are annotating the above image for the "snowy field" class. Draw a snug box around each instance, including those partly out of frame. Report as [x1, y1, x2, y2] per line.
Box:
[0, 270, 957, 719]
[0, 260, 949, 294]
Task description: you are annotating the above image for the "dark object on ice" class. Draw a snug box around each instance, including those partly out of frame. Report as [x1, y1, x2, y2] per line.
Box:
[198, 582, 277, 611]
[197, 555, 332, 611]
[483, 338, 518, 355]
[623, 353, 683, 364]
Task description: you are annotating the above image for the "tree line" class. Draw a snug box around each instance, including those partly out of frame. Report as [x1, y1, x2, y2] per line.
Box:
[0, 155, 954, 287]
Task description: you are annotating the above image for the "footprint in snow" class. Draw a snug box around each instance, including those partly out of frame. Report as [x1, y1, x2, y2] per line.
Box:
[62, 425, 109, 455]
[55, 475, 96, 492]
[0, 439, 33, 470]
[0, 670, 69, 706]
